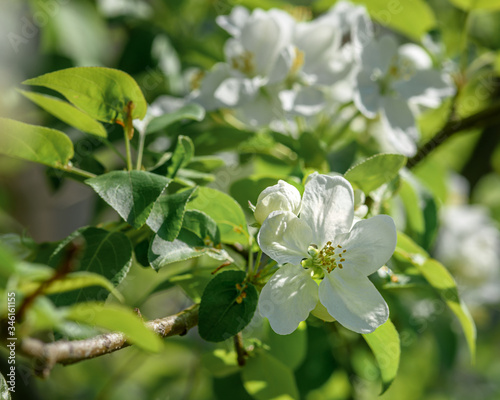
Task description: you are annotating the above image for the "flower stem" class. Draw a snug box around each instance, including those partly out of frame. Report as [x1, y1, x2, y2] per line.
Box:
[65, 166, 97, 179]
[136, 132, 146, 170]
[123, 126, 133, 171]
[253, 250, 263, 275]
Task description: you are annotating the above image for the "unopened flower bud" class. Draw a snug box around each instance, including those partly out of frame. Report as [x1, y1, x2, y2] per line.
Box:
[254, 180, 301, 225]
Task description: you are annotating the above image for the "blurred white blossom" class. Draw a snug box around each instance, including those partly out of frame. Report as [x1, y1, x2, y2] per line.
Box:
[354, 35, 455, 156]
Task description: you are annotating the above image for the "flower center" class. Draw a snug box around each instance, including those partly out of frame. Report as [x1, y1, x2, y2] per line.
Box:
[317, 241, 347, 273]
[231, 51, 255, 75]
[303, 242, 348, 275]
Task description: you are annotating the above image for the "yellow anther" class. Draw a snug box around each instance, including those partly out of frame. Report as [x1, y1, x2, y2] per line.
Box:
[340, 258, 345, 262]
[343, 249, 347, 253]
[337, 245, 342, 248]
[338, 264, 343, 269]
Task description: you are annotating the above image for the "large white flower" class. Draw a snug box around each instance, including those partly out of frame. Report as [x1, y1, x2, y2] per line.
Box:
[354, 35, 455, 156]
[257, 173, 397, 334]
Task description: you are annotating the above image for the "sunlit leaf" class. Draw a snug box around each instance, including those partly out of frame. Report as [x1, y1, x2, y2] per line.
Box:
[395, 232, 476, 360]
[242, 350, 299, 400]
[345, 153, 406, 193]
[187, 187, 249, 245]
[146, 103, 205, 134]
[362, 319, 400, 394]
[0, 118, 73, 168]
[23, 67, 147, 124]
[65, 302, 163, 352]
[18, 90, 107, 137]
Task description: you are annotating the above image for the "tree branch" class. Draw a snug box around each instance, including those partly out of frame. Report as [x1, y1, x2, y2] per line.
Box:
[407, 100, 500, 169]
[20, 304, 199, 378]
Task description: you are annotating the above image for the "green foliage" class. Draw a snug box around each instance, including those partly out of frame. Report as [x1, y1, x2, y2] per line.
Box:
[395, 232, 477, 360]
[241, 350, 299, 400]
[146, 187, 197, 241]
[86, 171, 170, 229]
[362, 319, 400, 394]
[344, 153, 407, 193]
[187, 186, 250, 245]
[449, 0, 500, 10]
[0, 118, 74, 169]
[18, 90, 107, 137]
[65, 302, 163, 352]
[146, 104, 205, 134]
[148, 210, 231, 270]
[23, 67, 147, 125]
[314, 0, 436, 41]
[198, 270, 258, 342]
[267, 321, 307, 371]
[165, 135, 195, 178]
[47, 227, 132, 305]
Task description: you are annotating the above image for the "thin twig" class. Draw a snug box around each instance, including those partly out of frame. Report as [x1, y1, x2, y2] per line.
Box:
[407, 100, 500, 169]
[20, 304, 199, 378]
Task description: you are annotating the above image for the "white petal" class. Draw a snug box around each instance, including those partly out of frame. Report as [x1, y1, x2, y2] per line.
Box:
[257, 211, 311, 265]
[240, 11, 284, 76]
[380, 96, 418, 156]
[258, 264, 318, 335]
[354, 68, 380, 119]
[397, 44, 432, 70]
[216, 6, 250, 37]
[336, 215, 397, 276]
[255, 180, 301, 225]
[361, 35, 398, 76]
[301, 174, 354, 248]
[214, 78, 242, 107]
[292, 86, 325, 116]
[319, 269, 389, 333]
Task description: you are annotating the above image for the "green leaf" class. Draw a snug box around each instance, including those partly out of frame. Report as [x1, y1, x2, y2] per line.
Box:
[395, 232, 476, 360]
[297, 132, 328, 171]
[314, 0, 435, 41]
[187, 156, 225, 172]
[362, 319, 400, 394]
[201, 349, 240, 378]
[0, 117, 74, 168]
[23, 67, 147, 124]
[187, 187, 249, 245]
[449, 0, 500, 10]
[148, 210, 231, 270]
[198, 270, 258, 342]
[48, 227, 132, 305]
[166, 135, 195, 178]
[18, 90, 107, 137]
[86, 171, 170, 228]
[146, 187, 197, 241]
[344, 154, 406, 193]
[241, 350, 299, 400]
[18, 271, 124, 302]
[267, 321, 307, 371]
[65, 302, 163, 352]
[399, 175, 439, 251]
[146, 103, 205, 134]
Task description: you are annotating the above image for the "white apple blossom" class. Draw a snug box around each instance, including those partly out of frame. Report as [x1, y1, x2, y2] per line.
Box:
[354, 35, 455, 156]
[257, 173, 397, 334]
[254, 180, 301, 225]
[434, 205, 500, 306]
